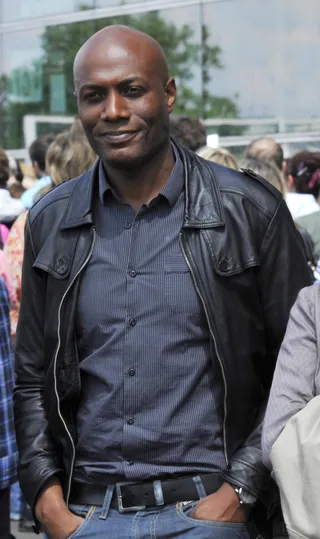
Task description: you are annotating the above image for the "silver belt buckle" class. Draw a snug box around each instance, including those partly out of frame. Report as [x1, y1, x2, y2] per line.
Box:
[116, 482, 146, 513]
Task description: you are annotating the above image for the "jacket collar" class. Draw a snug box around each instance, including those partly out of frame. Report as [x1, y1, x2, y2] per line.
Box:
[60, 140, 225, 230]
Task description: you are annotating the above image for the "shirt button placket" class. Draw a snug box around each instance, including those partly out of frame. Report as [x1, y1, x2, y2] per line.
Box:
[124, 213, 138, 475]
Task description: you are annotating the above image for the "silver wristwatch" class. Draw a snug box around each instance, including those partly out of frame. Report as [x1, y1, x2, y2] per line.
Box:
[233, 486, 255, 507]
[234, 486, 245, 505]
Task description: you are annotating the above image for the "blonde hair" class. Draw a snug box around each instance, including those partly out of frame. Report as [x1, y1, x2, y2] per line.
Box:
[240, 158, 286, 196]
[197, 146, 239, 170]
[45, 131, 96, 186]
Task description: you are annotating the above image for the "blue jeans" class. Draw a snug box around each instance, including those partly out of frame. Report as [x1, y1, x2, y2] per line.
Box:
[61, 501, 255, 539]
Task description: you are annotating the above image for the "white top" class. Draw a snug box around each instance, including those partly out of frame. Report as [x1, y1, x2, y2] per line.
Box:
[0, 189, 25, 223]
[285, 192, 320, 220]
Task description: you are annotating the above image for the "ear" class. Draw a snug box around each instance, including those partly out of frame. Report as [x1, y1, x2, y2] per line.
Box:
[288, 174, 295, 190]
[165, 78, 177, 114]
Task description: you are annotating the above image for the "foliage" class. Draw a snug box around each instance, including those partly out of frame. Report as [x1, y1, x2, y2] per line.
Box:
[2, 9, 242, 148]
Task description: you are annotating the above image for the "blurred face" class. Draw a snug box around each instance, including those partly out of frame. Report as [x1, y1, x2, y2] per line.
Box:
[75, 41, 176, 169]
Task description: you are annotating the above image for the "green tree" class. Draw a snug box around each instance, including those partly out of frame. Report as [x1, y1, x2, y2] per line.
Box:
[2, 10, 242, 148]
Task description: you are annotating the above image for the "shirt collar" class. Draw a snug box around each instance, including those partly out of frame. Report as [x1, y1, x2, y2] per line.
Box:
[98, 144, 184, 208]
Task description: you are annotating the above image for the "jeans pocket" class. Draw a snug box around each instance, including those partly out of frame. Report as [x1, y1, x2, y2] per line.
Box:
[176, 501, 249, 531]
[66, 505, 96, 539]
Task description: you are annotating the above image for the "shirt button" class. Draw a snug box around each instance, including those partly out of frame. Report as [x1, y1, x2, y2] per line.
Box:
[127, 460, 134, 466]
[129, 270, 137, 278]
[124, 222, 132, 229]
[128, 368, 136, 376]
[127, 417, 134, 425]
[129, 318, 137, 327]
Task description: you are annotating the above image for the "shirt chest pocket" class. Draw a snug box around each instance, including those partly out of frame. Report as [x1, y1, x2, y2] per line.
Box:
[164, 252, 202, 314]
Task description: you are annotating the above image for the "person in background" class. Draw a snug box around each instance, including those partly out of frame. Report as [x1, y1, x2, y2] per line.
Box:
[170, 115, 207, 152]
[4, 212, 27, 342]
[8, 184, 25, 200]
[240, 158, 285, 196]
[0, 149, 24, 226]
[289, 152, 320, 257]
[14, 25, 311, 539]
[0, 276, 18, 539]
[0, 252, 15, 308]
[36, 130, 96, 201]
[283, 151, 320, 220]
[6, 156, 23, 188]
[197, 146, 239, 170]
[245, 137, 284, 172]
[20, 134, 55, 210]
[6, 130, 96, 340]
[240, 157, 317, 281]
[262, 283, 320, 468]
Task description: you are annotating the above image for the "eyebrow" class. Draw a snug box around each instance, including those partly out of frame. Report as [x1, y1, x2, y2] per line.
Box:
[79, 77, 149, 93]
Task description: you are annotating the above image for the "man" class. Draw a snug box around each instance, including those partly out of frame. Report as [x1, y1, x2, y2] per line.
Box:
[14, 25, 311, 539]
[169, 115, 207, 152]
[20, 134, 55, 209]
[0, 277, 18, 539]
[245, 137, 284, 172]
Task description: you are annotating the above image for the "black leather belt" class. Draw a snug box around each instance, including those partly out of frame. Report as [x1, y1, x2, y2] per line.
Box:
[70, 473, 223, 513]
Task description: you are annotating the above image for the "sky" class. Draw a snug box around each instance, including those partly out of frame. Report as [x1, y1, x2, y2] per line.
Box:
[1, 0, 320, 119]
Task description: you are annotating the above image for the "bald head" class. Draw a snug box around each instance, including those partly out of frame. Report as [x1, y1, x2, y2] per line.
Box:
[245, 137, 284, 171]
[74, 25, 169, 89]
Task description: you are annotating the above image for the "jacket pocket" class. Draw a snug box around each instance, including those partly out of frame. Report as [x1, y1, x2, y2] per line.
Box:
[164, 253, 202, 314]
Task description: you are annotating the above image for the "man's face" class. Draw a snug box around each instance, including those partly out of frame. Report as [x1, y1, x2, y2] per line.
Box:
[75, 42, 176, 169]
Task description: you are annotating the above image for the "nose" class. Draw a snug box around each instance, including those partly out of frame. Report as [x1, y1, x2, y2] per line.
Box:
[100, 89, 130, 121]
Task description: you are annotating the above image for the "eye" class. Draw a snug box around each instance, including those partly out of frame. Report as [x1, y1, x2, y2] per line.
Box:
[83, 91, 103, 103]
[123, 86, 146, 97]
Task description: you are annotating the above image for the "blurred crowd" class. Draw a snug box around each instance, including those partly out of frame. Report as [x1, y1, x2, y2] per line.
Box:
[2, 113, 320, 536]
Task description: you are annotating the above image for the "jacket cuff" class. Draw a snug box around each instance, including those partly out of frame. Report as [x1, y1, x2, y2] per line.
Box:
[221, 447, 278, 517]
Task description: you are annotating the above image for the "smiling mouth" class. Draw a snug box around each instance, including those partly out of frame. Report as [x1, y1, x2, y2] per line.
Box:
[100, 131, 140, 144]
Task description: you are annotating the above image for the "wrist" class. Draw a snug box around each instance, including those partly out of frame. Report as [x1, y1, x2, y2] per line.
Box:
[35, 478, 68, 524]
[219, 482, 242, 508]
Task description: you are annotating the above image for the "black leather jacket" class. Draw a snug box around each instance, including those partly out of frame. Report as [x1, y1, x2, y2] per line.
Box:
[14, 143, 311, 529]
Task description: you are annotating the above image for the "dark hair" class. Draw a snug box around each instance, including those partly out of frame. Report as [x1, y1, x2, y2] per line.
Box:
[15, 162, 24, 183]
[9, 182, 25, 199]
[245, 137, 284, 171]
[170, 116, 207, 152]
[0, 148, 9, 188]
[286, 151, 320, 199]
[29, 133, 56, 172]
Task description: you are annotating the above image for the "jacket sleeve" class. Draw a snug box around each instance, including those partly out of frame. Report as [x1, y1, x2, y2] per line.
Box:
[262, 285, 317, 470]
[222, 199, 313, 509]
[14, 215, 64, 511]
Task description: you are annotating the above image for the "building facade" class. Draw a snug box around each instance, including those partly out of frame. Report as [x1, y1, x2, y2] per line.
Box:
[0, 0, 320, 151]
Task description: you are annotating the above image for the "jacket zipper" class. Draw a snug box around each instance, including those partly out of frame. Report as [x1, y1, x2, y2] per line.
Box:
[53, 227, 96, 503]
[179, 231, 229, 466]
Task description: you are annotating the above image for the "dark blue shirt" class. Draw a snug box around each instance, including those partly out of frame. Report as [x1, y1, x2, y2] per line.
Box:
[74, 149, 225, 484]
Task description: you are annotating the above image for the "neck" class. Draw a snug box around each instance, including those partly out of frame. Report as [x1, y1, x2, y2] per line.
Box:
[102, 143, 175, 215]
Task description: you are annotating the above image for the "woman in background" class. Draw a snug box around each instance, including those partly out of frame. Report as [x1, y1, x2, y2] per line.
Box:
[197, 146, 239, 170]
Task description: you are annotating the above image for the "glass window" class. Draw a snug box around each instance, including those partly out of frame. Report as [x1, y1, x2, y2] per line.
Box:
[0, 0, 94, 22]
[202, 0, 320, 122]
[2, 0, 320, 150]
[0, 4, 203, 149]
